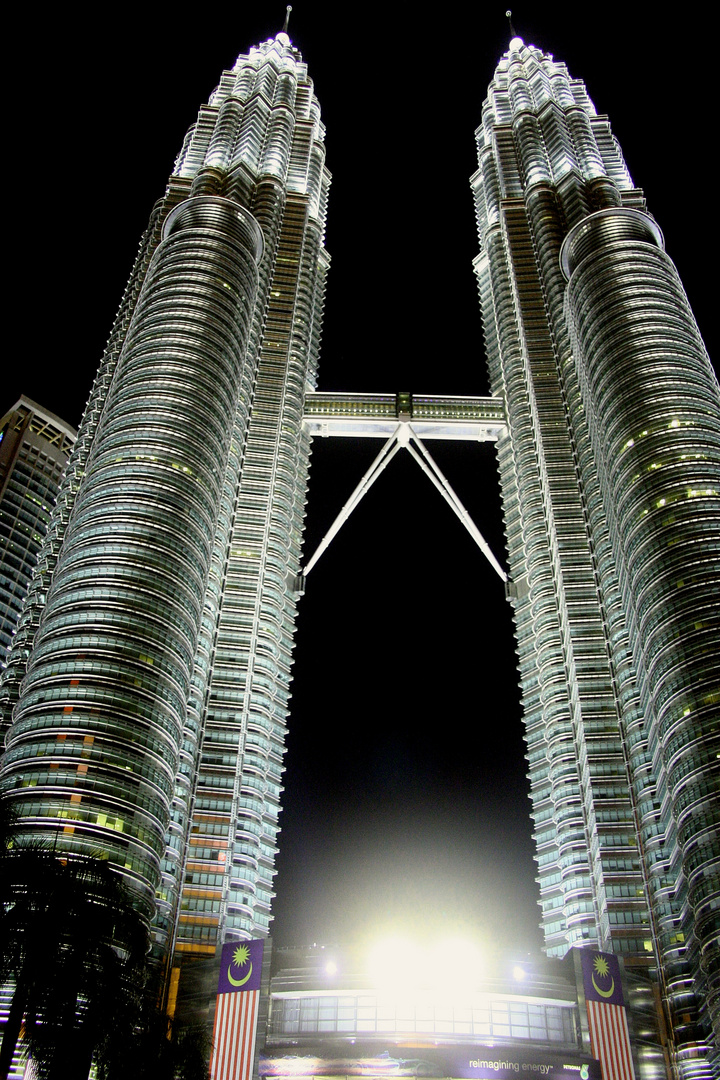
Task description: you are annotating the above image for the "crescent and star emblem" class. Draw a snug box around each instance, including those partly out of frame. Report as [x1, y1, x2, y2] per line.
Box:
[228, 944, 252, 987]
[591, 954, 615, 998]
[228, 961, 253, 987]
[591, 972, 615, 997]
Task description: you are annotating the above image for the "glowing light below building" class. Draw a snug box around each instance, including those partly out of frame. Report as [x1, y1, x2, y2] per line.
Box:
[366, 936, 484, 997]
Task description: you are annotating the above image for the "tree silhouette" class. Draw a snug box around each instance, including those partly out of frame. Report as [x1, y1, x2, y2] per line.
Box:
[96, 1002, 213, 1080]
[1, 800, 212, 1079]
[0, 815, 147, 1079]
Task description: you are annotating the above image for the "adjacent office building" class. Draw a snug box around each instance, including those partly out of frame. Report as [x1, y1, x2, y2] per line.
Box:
[0, 23, 717, 1080]
[0, 399, 76, 665]
[472, 37, 719, 1078]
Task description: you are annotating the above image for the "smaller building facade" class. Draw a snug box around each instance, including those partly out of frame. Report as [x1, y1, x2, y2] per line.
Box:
[0, 398, 76, 666]
[258, 946, 667, 1080]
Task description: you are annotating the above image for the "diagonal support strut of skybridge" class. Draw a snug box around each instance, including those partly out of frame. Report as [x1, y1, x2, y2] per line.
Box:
[298, 391, 508, 587]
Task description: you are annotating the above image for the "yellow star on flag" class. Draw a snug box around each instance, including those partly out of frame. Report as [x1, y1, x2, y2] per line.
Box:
[233, 945, 250, 968]
[593, 955, 610, 978]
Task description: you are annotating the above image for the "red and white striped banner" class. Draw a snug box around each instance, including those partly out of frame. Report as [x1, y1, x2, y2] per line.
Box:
[579, 950, 635, 1080]
[210, 939, 264, 1080]
[586, 999, 635, 1080]
[211, 985, 260, 1080]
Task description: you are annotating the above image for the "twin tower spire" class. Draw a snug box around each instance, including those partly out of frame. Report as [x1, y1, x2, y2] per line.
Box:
[0, 23, 717, 1078]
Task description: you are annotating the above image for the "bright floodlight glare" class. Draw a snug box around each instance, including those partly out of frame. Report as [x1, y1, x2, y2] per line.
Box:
[325, 960, 338, 976]
[509, 36, 524, 50]
[513, 964, 526, 981]
[367, 937, 418, 991]
[367, 937, 483, 997]
[434, 937, 482, 992]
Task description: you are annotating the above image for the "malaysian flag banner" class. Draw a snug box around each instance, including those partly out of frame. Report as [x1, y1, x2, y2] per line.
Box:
[211, 938, 264, 1080]
[580, 949, 635, 1080]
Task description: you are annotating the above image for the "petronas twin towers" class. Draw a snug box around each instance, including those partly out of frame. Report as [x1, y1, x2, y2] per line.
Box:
[0, 23, 718, 1080]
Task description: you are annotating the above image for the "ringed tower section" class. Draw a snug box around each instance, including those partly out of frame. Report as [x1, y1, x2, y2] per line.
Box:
[0, 27, 331, 967]
[472, 34, 719, 1075]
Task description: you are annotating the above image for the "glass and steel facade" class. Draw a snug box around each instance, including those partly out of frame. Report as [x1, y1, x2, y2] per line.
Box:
[0, 30, 330, 965]
[269, 991, 577, 1043]
[472, 38, 719, 1079]
[266, 946, 582, 1046]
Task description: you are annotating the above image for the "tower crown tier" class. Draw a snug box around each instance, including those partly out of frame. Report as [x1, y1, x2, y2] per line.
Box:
[560, 207, 664, 280]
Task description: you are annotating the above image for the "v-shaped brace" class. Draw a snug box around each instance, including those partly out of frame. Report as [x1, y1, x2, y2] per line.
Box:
[301, 422, 507, 585]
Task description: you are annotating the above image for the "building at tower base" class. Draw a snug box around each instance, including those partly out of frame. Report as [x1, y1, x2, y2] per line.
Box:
[257, 943, 667, 1080]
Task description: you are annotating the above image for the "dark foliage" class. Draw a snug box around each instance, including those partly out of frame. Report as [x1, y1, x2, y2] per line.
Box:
[1, 798, 211, 1078]
[0, 834, 148, 1080]
[97, 1002, 213, 1080]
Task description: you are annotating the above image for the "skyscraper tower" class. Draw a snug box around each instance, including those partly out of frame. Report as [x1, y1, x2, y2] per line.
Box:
[0, 26, 329, 968]
[472, 36, 719, 1078]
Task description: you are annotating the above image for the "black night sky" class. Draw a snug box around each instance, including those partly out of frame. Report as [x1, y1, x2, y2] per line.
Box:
[5, 4, 716, 960]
